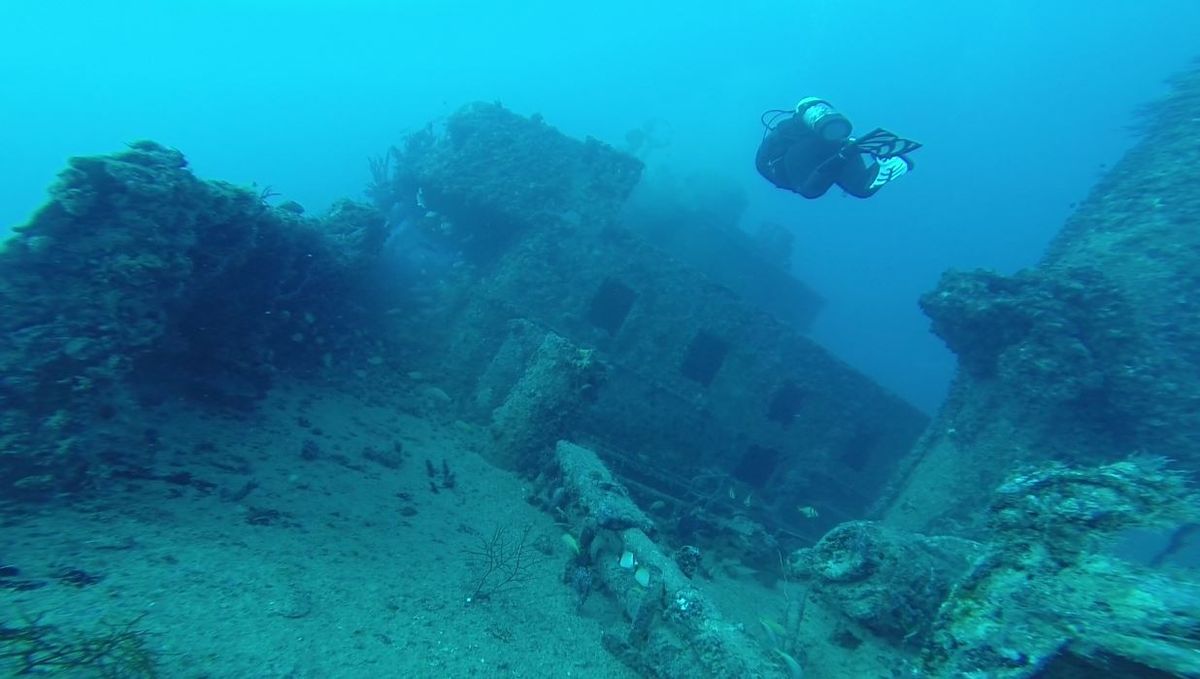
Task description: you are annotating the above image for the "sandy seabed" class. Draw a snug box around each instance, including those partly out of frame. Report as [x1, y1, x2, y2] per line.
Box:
[1, 379, 638, 678]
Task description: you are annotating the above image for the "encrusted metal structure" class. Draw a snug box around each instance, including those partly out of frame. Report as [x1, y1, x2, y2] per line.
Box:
[394, 103, 928, 542]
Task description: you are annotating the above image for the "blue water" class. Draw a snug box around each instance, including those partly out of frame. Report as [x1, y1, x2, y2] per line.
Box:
[1, 1, 1197, 412]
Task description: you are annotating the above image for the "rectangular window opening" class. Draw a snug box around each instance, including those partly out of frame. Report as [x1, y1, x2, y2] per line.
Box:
[586, 278, 637, 335]
[733, 444, 782, 489]
[680, 330, 730, 386]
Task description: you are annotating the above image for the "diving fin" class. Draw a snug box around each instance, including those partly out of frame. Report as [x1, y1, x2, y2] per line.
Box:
[869, 155, 913, 190]
[852, 128, 922, 159]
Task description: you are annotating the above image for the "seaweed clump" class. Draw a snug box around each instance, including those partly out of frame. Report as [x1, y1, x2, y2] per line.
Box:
[0, 612, 158, 677]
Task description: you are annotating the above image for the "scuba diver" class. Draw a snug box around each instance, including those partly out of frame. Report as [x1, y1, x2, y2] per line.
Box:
[756, 97, 921, 199]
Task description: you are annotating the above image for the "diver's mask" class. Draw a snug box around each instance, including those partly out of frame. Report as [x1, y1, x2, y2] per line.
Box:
[795, 97, 852, 142]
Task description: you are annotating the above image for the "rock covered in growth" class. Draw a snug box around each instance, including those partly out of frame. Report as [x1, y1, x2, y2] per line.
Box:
[802, 457, 1200, 678]
[929, 457, 1200, 678]
[920, 268, 1130, 393]
[882, 63, 1200, 534]
[987, 456, 1198, 559]
[0, 142, 389, 499]
[788, 521, 981, 645]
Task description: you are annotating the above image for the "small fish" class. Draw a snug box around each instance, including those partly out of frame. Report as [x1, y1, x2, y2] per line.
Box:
[797, 505, 819, 519]
[561, 533, 581, 556]
[759, 616, 787, 642]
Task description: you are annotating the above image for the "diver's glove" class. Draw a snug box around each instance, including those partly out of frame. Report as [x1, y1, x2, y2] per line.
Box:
[869, 155, 913, 190]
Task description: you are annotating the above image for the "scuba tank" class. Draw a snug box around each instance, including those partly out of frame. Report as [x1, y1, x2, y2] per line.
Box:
[795, 97, 852, 142]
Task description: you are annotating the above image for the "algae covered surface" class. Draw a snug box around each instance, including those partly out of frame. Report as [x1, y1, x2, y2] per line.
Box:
[4, 62, 1200, 678]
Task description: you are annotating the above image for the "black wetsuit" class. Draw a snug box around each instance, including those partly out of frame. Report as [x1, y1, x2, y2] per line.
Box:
[756, 115, 879, 199]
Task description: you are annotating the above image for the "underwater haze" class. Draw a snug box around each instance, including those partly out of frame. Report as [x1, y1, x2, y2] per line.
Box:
[2, 1, 1198, 410]
[6, 3, 1200, 677]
